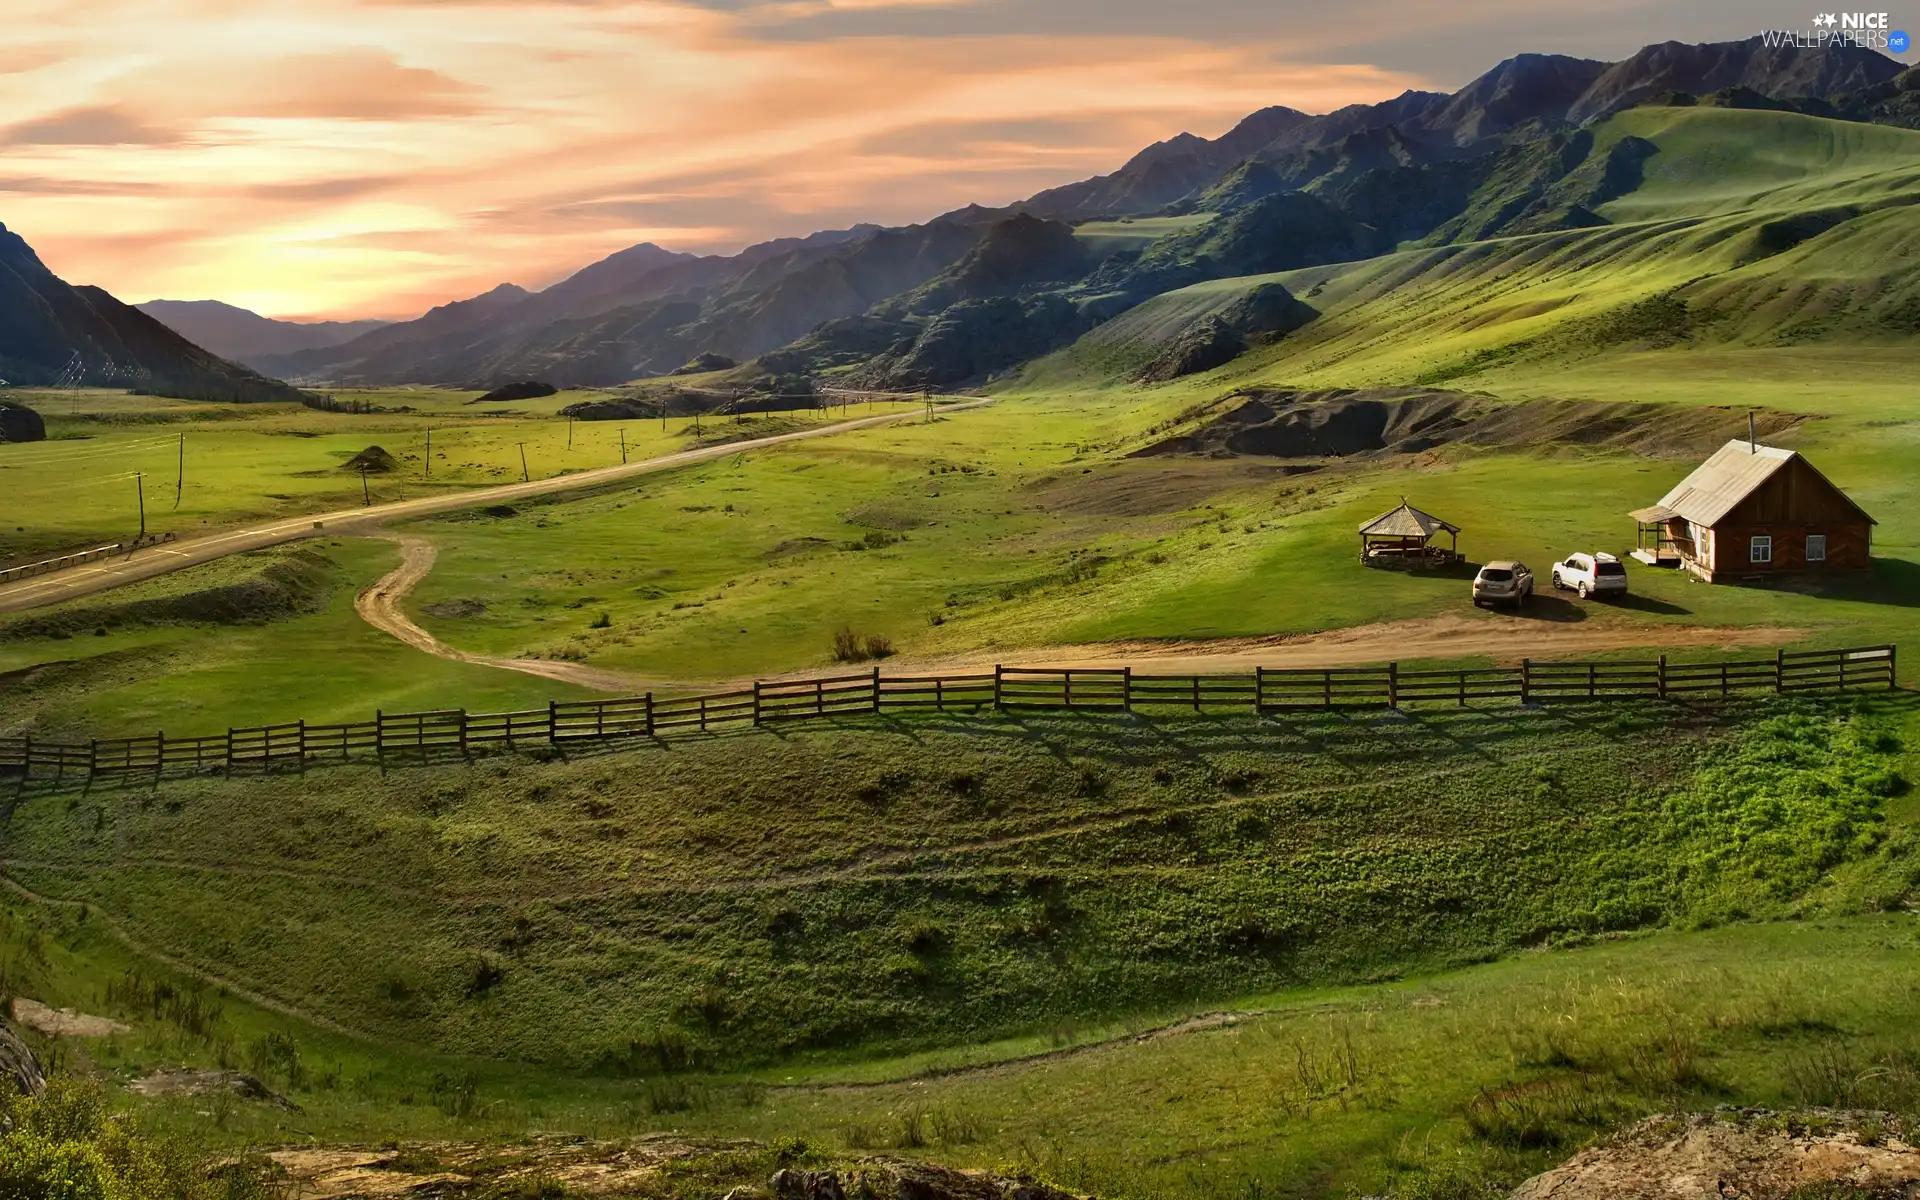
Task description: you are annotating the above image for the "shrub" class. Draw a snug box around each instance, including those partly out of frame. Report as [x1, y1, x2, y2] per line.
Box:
[0, 1077, 282, 1199]
[589, 612, 612, 629]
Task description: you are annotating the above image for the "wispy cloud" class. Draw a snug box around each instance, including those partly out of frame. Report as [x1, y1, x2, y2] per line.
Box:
[7, 0, 1699, 319]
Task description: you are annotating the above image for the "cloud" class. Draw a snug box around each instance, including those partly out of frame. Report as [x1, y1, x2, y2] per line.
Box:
[6, 0, 1613, 319]
[0, 105, 184, 146]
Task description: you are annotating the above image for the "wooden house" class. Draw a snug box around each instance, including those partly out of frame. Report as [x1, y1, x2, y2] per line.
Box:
[1629, 440, 1874, 582]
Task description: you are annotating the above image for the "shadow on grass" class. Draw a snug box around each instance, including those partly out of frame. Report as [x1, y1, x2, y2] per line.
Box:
[1495, 594, 1587, 623]
[1609, 592, 1691, 616]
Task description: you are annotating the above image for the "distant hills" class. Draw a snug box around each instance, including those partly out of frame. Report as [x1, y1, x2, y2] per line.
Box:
[0, 224, 312, 403]
[136, 300, 391, 369]
[188, 37, 1916, 395]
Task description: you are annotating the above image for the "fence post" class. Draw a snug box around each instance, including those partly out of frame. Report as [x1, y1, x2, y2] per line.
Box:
[458, 711, 469, 758]
[753, 680, 763, 725]
[1520, 658, 1531, 704]
[1776, 648, 1785, 694]
[1457, 670, 1466, 707]
[872, 666, 881, 712]
[993, 665, 1003, 710]
[1123, 666, 1132, 713]
[21, 733, 29, 779]
[548, 700, 559, 744]
[1064, 671, 1073, 710]
[1587, 663, 1597, 699]
[155, 729, 165, 775]
[645, 692, 655, 737]
[1323, 670, 1332, 710]
[1657, 655, 1668, 701]
[1192, 673, 1201, 712]
[1255, 666, 1267, 713]
[1388, 661, 1399, 709]
[297, 719, 307, 772]
[225, 728, 237, 775]
[1891, 644, 1899, 690]
[88, 738, 98, 781]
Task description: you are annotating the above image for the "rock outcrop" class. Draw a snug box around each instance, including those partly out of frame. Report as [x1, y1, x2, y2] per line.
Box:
[0, 1016, 46, 1098]
[1513, 1110, 1920, 1200]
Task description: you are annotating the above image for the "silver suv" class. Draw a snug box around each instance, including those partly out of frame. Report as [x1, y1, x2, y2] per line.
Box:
[1472, 560, 1534, 607]
[1552, 552, 1628, 600]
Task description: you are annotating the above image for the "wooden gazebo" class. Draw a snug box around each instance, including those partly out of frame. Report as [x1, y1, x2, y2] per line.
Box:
[1358, 501, 1461, 568]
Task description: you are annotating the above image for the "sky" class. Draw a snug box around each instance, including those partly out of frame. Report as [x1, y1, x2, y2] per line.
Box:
[0, 0, 1891, 320]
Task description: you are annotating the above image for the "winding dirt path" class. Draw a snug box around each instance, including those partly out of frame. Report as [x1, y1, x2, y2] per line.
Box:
[356, 535, 649, 691]
[0, 400, 990, 615]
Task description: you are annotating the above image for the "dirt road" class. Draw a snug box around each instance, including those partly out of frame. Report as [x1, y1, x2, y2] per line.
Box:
[355, 536, 651, 691]
[354, 535, 1802, 693]
[0, 401, 986, 615]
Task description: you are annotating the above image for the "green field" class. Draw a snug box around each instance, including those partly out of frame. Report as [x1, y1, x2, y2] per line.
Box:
[2, 103, 1920, 1198]
[0, 386, 914, 564]
[0, 693, 1912, 1197]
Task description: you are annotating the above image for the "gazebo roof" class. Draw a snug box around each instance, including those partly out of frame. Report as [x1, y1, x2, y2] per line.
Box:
[1358, 501, 1459, 539]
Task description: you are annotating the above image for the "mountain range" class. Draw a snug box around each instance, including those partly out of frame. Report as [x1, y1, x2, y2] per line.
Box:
[135, 300, 391, 367]
[18, 36, 1917, 403]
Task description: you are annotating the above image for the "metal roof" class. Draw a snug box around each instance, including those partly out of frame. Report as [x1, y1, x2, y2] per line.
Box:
[1652, 440, 1795, 527]
[1358, 501, 1459, 538]
[1628, 504, 1678, 523]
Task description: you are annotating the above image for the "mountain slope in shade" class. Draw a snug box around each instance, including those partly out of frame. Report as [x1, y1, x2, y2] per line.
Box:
[1018, 38, 1902, 221]
[137, 299, 390, 368]
[0, 223, 310, 403]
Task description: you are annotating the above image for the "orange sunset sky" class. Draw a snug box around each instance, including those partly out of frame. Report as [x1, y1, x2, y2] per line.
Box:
[0, 0, 1846, 320]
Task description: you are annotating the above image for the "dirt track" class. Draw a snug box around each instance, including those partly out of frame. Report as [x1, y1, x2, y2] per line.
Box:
[0, 401, 988, 615]
[356, 537, 650, 691]
[355, 536, 1802, 693]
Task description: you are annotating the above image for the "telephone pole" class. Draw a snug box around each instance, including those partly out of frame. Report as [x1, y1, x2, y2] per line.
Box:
[173, 433, 184, 509]
[424, 430, 431, 479]
[135, 473, 146, 539]
[567, 414, 573, 449]
[359, 463, 370, 506]
[518, 442, 529, 481]
[619, 428, 627, 464]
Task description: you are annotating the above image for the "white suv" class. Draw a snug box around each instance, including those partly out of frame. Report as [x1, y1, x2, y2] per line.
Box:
[1552, 552, 1628, 600]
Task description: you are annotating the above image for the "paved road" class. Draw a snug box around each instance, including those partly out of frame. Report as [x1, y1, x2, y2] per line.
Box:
[0, 402, 987, 615]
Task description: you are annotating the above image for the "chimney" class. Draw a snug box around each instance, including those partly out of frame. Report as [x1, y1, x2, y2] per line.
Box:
[1748, 411, 1757, 453]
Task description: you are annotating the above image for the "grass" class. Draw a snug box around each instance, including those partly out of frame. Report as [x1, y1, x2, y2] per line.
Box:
[0, 385, 919, 564]
[0, 539, 588, 739]
[1, 695, 1909, 1073]
[0, 693, 1909, 1195]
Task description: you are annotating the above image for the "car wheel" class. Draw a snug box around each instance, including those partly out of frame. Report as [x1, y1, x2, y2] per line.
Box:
[1473, 599, 1484, 608]
[1577, 582, 1590, 599]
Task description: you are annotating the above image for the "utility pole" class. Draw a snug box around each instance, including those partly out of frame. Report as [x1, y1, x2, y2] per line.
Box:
[694, 409, 702, 439]
[518, 442, 529, 481]
[135, 473, 146, 539]
[567, 414, 573, 450]
[173, 433, 184, 509]
[619, 428, 627, 464]
[359, 463, 370, 506]
[425, 430, 431, 480]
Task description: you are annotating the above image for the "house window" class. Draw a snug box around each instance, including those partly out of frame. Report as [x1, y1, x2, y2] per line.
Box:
[1806, 534, 1827, 562]
[1750, 535, 1772, 564]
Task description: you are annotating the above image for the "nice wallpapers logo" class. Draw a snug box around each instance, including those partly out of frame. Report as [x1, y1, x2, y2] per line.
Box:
[1761, 13, 1911, 50]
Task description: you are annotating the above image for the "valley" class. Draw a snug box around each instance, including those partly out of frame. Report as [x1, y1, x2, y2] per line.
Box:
[1, 29, 1918, 1200]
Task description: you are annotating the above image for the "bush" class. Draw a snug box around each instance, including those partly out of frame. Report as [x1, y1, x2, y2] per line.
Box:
[0, 1077, 283, 1199]
[830, 628, 895, 663]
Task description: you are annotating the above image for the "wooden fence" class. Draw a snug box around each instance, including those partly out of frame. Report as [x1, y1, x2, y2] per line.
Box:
[0, 645, 1897, 785]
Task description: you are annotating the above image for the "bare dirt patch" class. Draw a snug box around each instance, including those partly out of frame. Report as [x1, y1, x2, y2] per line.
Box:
[1146, 389, 1806, 461]
[129, 1068, 296, 1110]
[268, 1136, 751, 1199]
[1514, 1110, 1920, 1199]
[11, 997, 129, 1037]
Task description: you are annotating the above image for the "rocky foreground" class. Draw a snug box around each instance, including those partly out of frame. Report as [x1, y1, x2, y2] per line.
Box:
[1511, 1110, 1920, 1199]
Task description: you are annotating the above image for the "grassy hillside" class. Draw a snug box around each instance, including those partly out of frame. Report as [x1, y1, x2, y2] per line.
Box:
[2, 697, 1910, 1072]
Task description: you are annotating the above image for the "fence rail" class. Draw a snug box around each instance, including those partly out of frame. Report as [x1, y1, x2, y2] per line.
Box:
[0, 645, 1896, 785]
